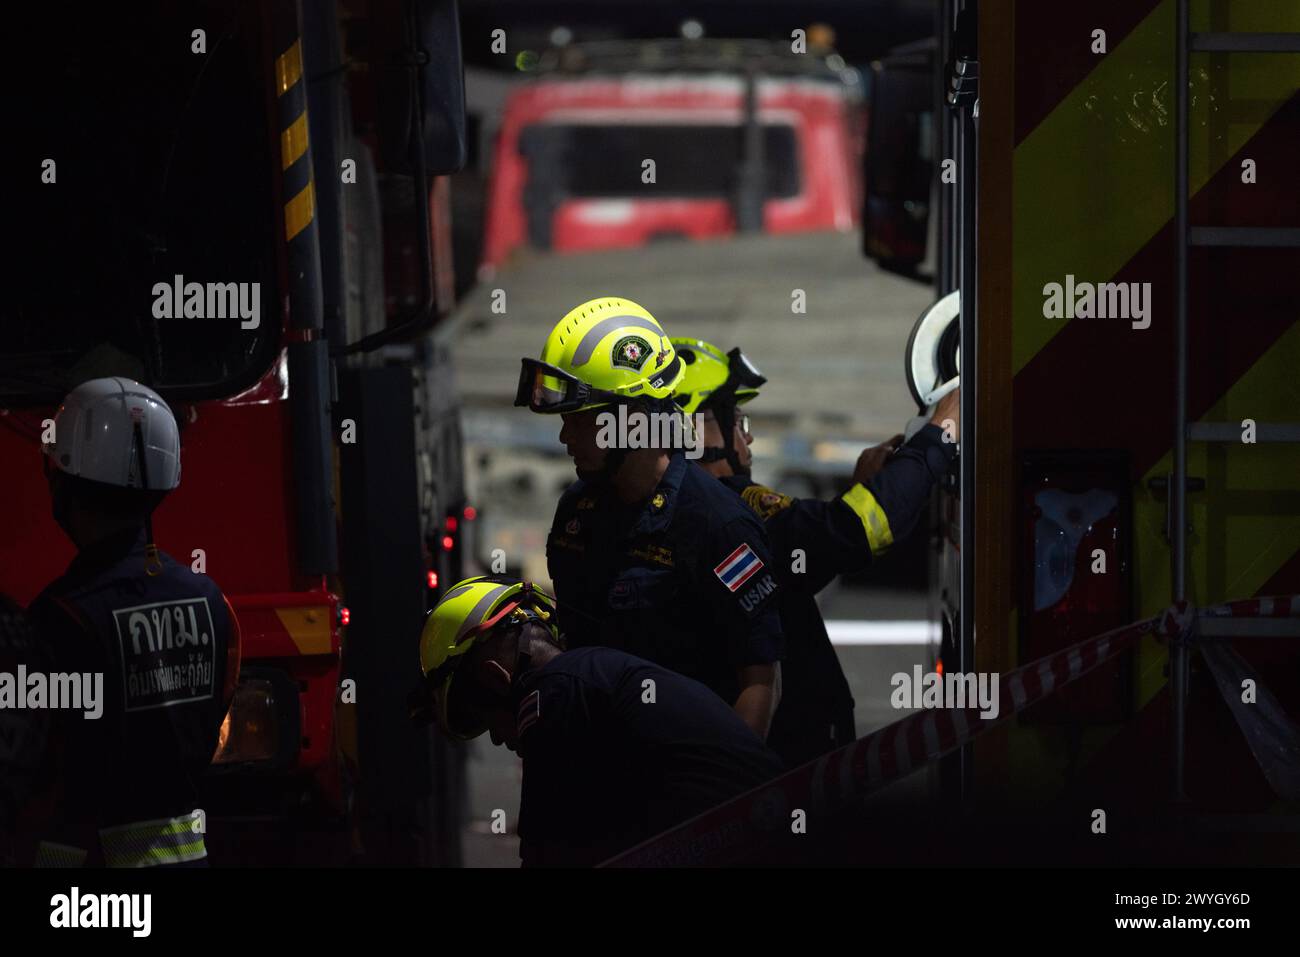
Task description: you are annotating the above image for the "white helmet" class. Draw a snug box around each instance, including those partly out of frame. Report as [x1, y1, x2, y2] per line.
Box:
[44, 377, 181, 490]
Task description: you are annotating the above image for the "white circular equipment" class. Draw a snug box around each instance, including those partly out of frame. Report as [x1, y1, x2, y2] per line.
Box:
[904, 290, 961, 410]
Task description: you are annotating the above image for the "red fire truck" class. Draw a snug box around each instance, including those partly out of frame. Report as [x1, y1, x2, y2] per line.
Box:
[1, 0, 471, 864]
[479, 39, 864, 277]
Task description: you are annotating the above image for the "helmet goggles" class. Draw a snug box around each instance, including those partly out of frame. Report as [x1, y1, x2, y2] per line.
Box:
[514, 358, 623, 415]
[711, 347, 767, 409]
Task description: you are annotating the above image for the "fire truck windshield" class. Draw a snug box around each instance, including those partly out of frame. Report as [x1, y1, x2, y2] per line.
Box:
[520, 123, 801, 199]
[1, 3, 279, 407]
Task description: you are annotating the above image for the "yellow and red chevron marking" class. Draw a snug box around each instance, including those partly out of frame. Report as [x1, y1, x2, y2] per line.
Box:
[970, 2, 1300, 797]
[1008, 0, 1300, 634]
[231, 591, 340, 658]
[1012, 2, 1300, 375]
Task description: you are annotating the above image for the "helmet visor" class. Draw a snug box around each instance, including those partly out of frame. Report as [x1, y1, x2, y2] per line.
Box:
[514, 358, 619, 415]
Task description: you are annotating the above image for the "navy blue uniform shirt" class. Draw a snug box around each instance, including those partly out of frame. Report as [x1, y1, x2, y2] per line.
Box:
[28, 528, 235, 856]
[546, 452, 784, 705]
[513, 646, 784, 867]
[722, 424, 957, 766]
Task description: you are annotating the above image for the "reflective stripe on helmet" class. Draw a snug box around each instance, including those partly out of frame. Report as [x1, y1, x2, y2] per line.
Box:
[571, 315, 664, 367]
[453, 584, 516, 646]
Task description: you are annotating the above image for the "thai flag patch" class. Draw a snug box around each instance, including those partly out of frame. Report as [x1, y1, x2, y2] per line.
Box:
[714, 543, 764, 592]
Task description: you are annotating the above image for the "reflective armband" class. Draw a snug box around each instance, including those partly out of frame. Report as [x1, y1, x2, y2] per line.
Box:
[841, 484, 894, 554]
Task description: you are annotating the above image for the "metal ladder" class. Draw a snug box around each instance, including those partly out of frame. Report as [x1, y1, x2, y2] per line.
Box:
[1170, 2, 1300, 799]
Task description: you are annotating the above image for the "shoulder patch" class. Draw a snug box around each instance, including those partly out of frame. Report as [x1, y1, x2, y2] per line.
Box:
[741, 484, 794, 520]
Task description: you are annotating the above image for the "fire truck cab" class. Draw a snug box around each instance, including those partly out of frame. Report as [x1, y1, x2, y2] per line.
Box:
[480, 39, 865, 276]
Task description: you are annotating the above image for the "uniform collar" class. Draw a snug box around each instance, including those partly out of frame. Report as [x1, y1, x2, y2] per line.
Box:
[624, 452, 685, 538]
[70, 527, 147, 570]
[511, 654, 565, 755]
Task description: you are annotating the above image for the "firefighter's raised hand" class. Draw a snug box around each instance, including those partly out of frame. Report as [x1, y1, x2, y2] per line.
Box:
[929, 387, 960, 444]
[853, 434, 904, 484]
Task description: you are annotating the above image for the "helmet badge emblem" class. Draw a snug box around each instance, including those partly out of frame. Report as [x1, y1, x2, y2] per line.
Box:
[611, 335, 652, 371]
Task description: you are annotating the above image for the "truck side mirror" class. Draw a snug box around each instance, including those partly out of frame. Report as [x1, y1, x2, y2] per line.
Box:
[374, 0, 467, 176]
[862, 45, 933, 277]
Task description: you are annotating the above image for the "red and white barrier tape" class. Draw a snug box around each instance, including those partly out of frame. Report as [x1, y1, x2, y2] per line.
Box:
[605, 596, 1300, 866]
[1199, 594, 1299, 620]
[604, 614, 1157, 866]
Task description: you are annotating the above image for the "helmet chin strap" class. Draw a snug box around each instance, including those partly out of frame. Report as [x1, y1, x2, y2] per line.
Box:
[132, 421, 163, 577]
[510, 628, 534, 698]
[595, 445, 632, 486]
[507, 604, 562, 696]
[582, 398, 678, 487]
[707, 400, 748, 477]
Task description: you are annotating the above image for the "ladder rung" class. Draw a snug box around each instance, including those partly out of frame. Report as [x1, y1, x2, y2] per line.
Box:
[1190, 32, 1300, 53]
[1189, 422, 1300, 443]
[1190, 227, 1300, 248]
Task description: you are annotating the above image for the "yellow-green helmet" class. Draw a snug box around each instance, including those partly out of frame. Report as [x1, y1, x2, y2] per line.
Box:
[669, 338, 766, 416]
[417, 577, 557, 739]
[515, 297, 684, 414]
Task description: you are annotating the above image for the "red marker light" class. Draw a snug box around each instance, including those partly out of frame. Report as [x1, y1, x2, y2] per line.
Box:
[445, 516, 459, 533]
[935, 657, 944, 677]
[339, 606, 351, 627]
[463, 506, 477, 521]
[427, 570, 439, 589]
[441, 535, 454, 551]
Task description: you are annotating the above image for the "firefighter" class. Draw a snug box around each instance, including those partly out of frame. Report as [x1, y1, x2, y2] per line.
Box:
[670, 338, 960, 767]
[26, 377, 240, 867]
[417, 576, 783, 866]
[515, 297, 784, 739]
